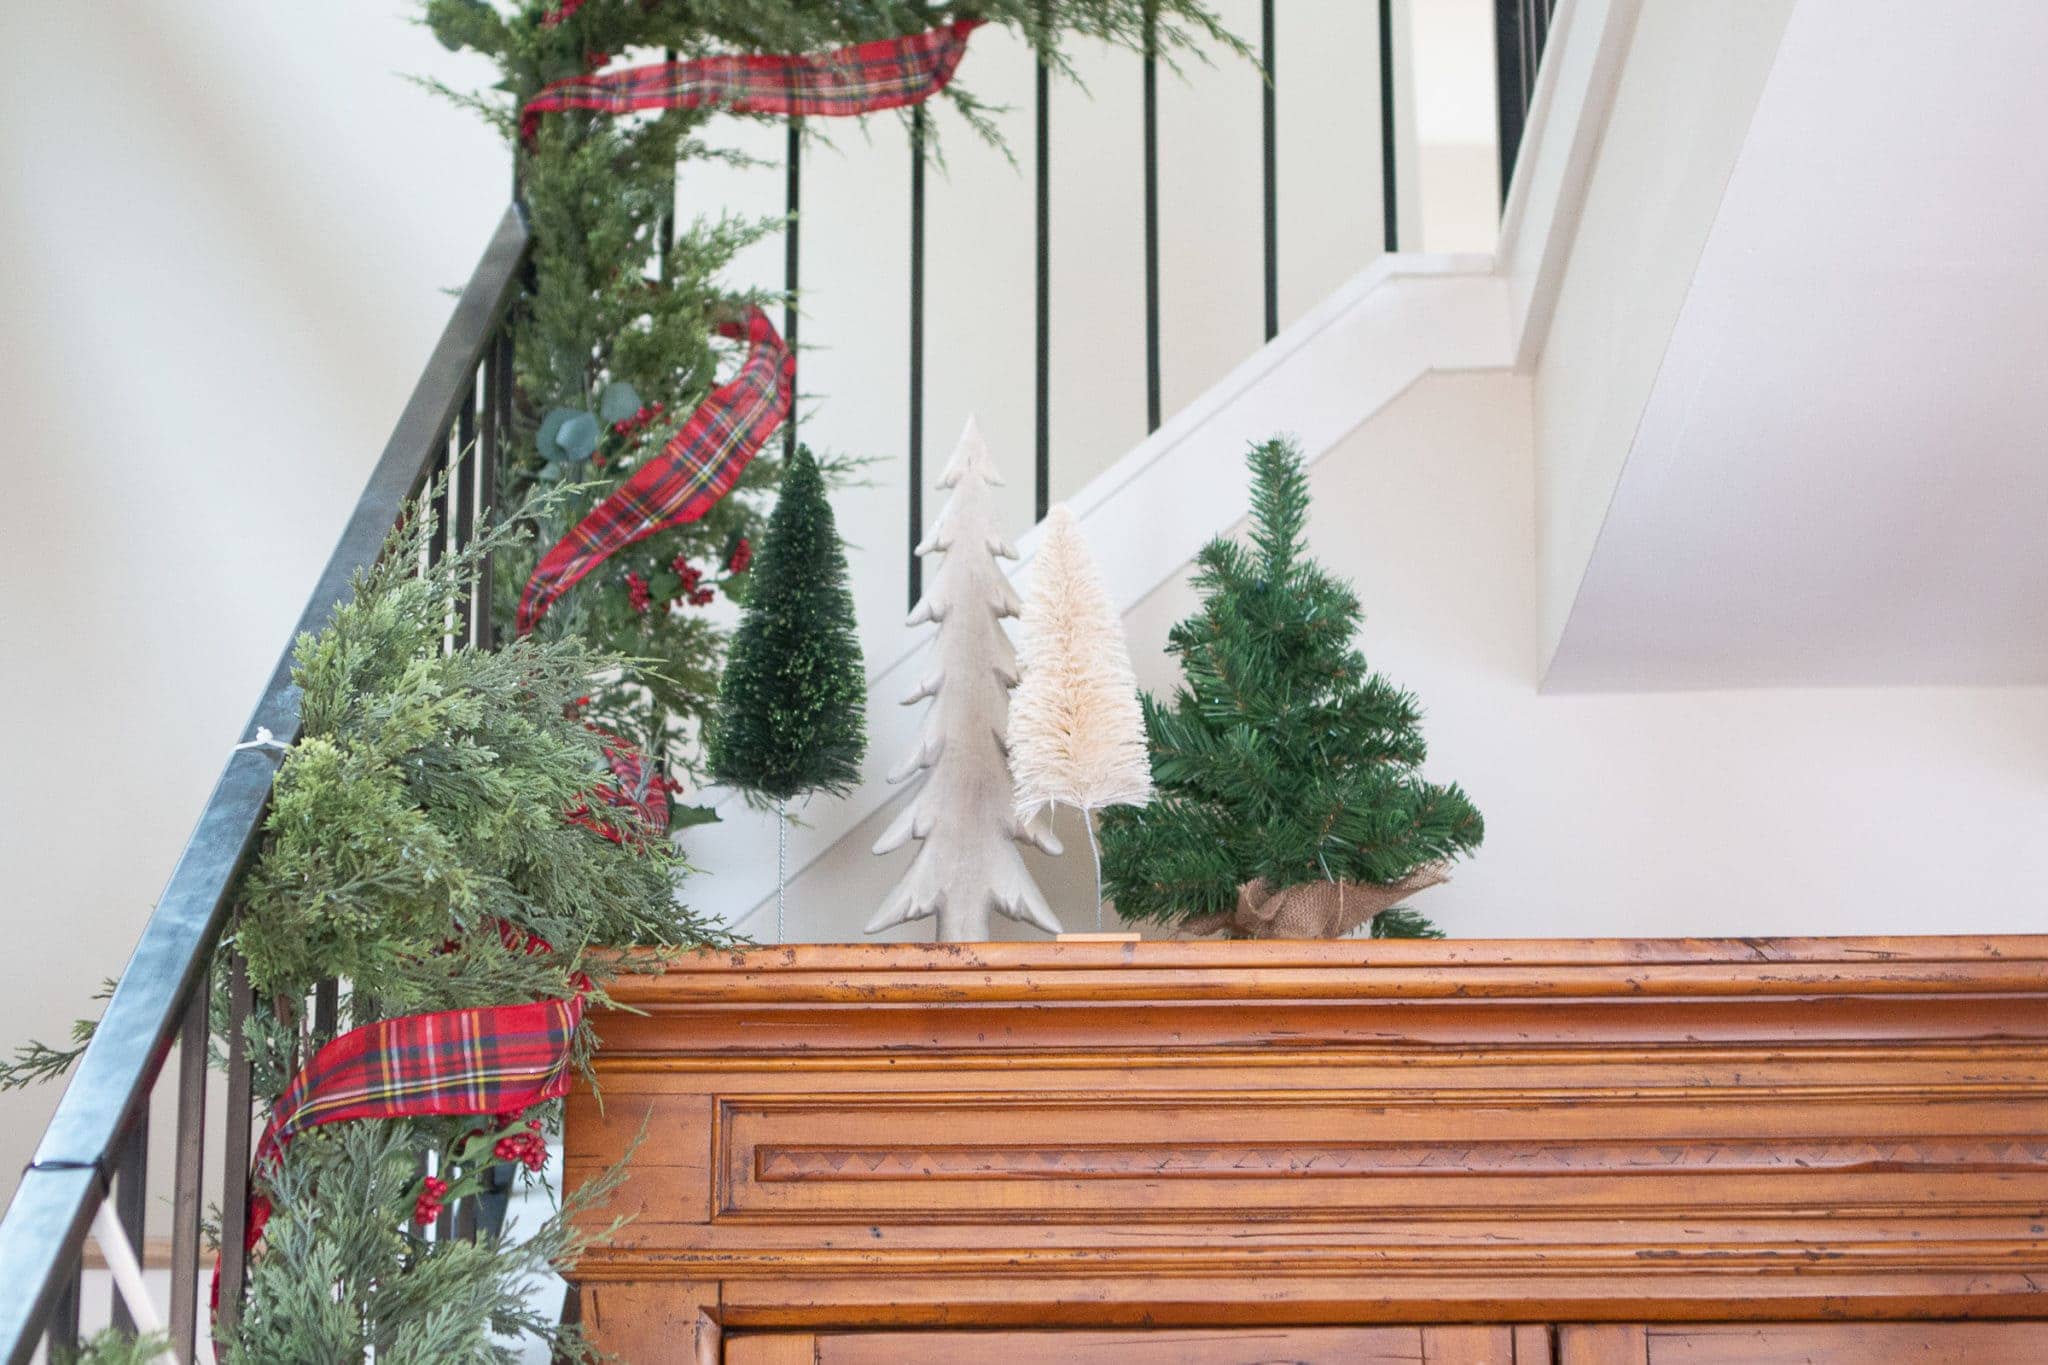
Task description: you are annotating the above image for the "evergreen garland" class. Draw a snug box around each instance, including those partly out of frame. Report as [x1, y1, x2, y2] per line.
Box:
[708, 447, 866, 803]
[215, 490, 717, 1360]
[232, 493, 726, 1086]
[1099, 437, 1484, 935]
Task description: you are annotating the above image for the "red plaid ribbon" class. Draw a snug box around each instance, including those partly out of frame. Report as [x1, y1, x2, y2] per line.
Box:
[516, 307, 792, 634]
[255, 997, 581, 1174]
[217, 992, 581, 1313]
[519, 19, 982, 141]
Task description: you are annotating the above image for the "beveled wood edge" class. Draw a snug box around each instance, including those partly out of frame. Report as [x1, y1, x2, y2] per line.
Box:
[612, 936, 2048, 973]
[593, 936, 2048, 1007]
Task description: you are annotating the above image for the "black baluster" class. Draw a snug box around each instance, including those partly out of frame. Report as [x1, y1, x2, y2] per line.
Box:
[170, 991, 207, 1362]
[1262, 0, 1279, 341]
[44, 1256, 80, 1362]
[107, 1107, 148, 1335]
[217, 954, 255, 1334]
[454, 380, 478, 648]
[1380, 0, 1401, 251]
[1142, 2, 1162, 433]
[1035, 5, 1052, 520]
[908, 106, 928, 609]
[785, 118, 801, 463]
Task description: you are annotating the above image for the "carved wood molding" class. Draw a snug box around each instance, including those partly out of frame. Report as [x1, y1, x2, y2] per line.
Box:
[568, 937, 2048, 1334]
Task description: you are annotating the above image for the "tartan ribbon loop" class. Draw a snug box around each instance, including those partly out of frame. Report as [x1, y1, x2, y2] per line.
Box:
[520, 19, 983, 141]
[218, 991, 583, 1316]
[514, 20, 986, 634]
[516, 306, 793, 634]
[255, 997, 583, 1175]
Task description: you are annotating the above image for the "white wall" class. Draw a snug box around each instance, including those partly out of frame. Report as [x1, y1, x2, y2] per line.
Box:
[0, 2, 504, 1212]
[1532, 0, 1793, 669]
[772, 373, 2048, 942]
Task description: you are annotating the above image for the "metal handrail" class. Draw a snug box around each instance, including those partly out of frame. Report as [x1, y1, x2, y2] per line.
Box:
[0, 203, 531, 1361]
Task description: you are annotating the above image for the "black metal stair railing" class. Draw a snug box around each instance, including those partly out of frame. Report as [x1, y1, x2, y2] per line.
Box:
[0, 204, 529, 1364]
[0, 10, 1557, 1358]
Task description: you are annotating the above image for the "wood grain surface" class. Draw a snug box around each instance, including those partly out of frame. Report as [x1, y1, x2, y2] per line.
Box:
[566, 938, 2048, 1359]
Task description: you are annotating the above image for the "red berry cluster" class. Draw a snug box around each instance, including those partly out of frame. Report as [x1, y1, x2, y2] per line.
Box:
[609, 402, 665, 440]
[670, 553, 715, 607]
[726, 537, 753, 575]
[539, 0, 587, 28]
[413, 1174, 449, 1226]
[625, 570, 653, 614]
[494, 1119, 549, 1173]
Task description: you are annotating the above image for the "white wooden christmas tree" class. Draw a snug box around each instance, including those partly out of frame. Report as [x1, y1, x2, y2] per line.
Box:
[866, 417, 1064, 941]
[1008, 503, 1154, 925]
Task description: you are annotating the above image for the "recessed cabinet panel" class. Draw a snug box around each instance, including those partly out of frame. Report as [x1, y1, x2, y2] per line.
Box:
[728, 1325, 1541, 1364]
[1561, 1322, 2048, 1364]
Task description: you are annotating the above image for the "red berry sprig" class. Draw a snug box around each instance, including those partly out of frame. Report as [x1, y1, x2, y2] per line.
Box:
[493, 1120, 550, 1174]
[413, 1175, 449, 1226]
[609, 402, 665, 441]
[539, 0, 587, 28]
[726, 537, 753, 575]
[625, 570, 653, 614]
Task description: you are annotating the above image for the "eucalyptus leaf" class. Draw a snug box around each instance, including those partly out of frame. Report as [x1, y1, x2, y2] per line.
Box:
[536, 408, 576, 462]
[599, 380, 643, 424]
[556, 411, 602, 461]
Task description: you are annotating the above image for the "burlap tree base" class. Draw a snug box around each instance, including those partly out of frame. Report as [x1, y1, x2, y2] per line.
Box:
[1176, 867, 1450, 940]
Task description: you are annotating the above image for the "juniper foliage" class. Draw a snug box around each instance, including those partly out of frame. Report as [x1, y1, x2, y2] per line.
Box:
[0, 980, 113, 1092]
[235, 492, 725, 1057]
[708, 447, 866, 803]
[218, 1121, 628, 1365]
[420, 0, 1241, 790]
[55, 1332, 172, 1365]
[1098, 437, 1483, 933]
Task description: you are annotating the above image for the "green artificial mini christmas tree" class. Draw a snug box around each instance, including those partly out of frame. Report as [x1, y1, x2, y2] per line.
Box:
[1099, 437, 1483, 939]
[709, 448, 866, 930]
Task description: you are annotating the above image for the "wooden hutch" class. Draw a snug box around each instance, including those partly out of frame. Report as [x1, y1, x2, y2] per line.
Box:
[565, 937, 2048, 1362]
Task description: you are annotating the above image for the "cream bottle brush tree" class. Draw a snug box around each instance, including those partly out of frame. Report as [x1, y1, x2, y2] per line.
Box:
[867, 417, 1064, 942]
[1008, 504, 1154, 927]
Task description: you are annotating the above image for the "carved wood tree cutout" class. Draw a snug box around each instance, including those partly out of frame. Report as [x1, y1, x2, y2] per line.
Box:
[866, 417, 1063, 941]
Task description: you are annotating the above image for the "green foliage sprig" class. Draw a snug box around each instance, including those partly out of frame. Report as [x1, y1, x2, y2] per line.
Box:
[1099, 437, 1483, 932]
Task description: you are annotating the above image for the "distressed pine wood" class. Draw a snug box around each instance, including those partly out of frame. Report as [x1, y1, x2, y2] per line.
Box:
[566, 937, 2048, 1354]
[578, 1281, 719, 1364]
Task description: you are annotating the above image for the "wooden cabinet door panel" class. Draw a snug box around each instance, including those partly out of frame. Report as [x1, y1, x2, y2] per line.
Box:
[1562, 1322, 2048, 1364]
[728, 1324, 1545, 1364]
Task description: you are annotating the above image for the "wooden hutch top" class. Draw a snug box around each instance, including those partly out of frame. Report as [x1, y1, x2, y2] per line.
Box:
[567, 937, 2048, 1361]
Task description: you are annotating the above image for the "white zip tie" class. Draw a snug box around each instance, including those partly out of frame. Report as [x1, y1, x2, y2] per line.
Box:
[232, 726, 292, 758]
[89, 1200, 174, 1363]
